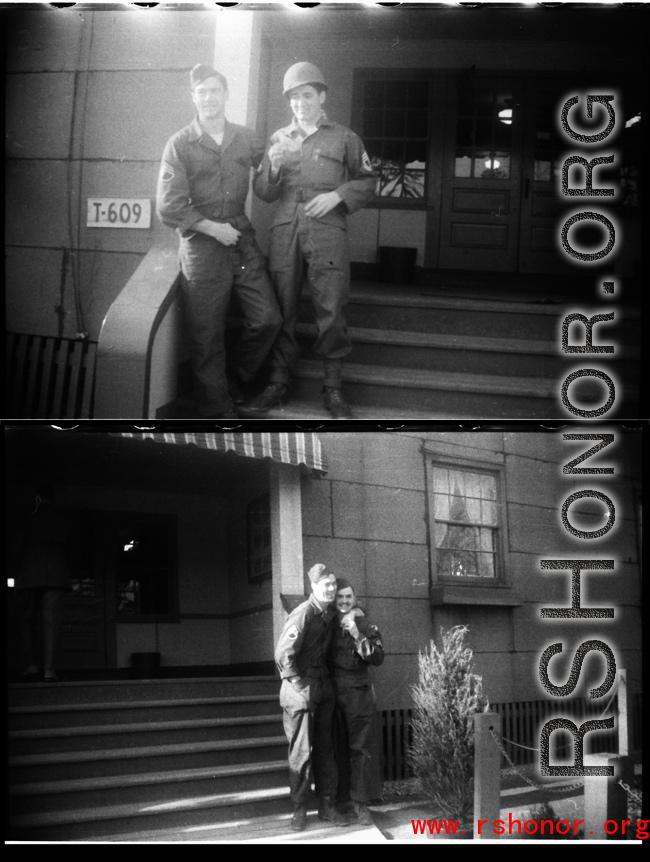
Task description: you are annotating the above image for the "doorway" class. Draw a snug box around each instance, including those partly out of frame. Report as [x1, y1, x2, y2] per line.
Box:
[438, 74, 579, 275]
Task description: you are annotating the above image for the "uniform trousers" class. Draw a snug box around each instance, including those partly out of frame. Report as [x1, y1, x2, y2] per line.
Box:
[333, 675, 376, 803]
[178, 231, 281, 415]
[268, 208, 352, 388]
[280, 674, 338, 804]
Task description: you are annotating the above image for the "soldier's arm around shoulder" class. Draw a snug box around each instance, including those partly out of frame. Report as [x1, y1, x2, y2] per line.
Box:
[275, 604, 310, 680]
[355, 617, 385, 667]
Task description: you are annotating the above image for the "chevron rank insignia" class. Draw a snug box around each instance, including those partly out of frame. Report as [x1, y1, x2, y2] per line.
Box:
[161, 163, 175, 183]
[362, 150, 372, 171]
[287, 625, 299, 640]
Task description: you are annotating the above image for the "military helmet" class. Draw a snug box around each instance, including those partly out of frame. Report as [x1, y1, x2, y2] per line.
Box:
[282, 62, 327, 96]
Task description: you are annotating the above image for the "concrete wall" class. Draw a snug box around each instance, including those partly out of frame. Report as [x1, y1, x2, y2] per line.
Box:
[55, 483, 231, 669]
[303, 431, 641, 712]
[5, 7, 217, 341]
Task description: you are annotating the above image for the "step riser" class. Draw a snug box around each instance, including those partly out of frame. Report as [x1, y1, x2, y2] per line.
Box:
[11, 768, 288, 816]
[9, 700, 281, 730]
[304, 303, 562, 340]
[328, 343, 636, 380]
[10, 743, 288, 784]
[9, 679, 280, 708]
[301, 302, 641, 343]
[10, 793, 294, 842]
[317, 340, 566, 378]
[292, 376, 556, 418]
[10, 721, 284, 755]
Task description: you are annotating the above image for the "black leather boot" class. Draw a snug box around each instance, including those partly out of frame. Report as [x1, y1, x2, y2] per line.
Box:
[318, 796, 350, 826]
[238, 383, 289, 417]
[291, 802, 307, 831]
[323, 386, 352, 419]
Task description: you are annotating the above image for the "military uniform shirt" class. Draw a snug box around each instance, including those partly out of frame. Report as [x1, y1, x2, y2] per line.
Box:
[254, 114, 376, 231]
[330, 613, 384, 676]
[275, 593, 336, 680]
[157, 117, 266, 236]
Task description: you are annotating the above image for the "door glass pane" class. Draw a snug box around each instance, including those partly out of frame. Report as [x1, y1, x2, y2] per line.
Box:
[454, 83, 513, 180]
[533, 89, 563, 183]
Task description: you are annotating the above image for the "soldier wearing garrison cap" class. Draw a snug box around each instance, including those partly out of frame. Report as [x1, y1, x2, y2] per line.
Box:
[275, 563, 350, 831]
[330, 578, 384, 825]
[156, 64, 281, 418]
[240, 62, 377, 419]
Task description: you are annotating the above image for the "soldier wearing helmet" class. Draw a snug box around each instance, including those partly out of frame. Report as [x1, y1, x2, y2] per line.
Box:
[240, 62, 376, 419]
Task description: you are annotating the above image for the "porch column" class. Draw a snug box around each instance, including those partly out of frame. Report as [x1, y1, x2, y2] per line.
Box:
[213, 11, 262, 126]
[213, 11, 263, 220]
[269, 462, 305, 649]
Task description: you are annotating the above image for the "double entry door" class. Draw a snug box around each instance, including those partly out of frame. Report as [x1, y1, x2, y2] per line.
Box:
[438, 74, 577, 274]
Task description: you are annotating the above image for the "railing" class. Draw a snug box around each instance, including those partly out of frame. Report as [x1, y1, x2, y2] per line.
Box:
[380, 693, 641, 780]
[94, 239, 184, 418]
[6, 332, 98, 419]
[381, 707, 413, 781]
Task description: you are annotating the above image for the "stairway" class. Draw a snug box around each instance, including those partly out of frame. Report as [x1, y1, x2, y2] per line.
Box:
[164, 278, 641, 420]
[286, 282, 640, 419]
[8, 676, 293, 841]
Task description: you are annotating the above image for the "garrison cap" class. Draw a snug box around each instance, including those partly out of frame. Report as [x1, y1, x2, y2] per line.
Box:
[307, 563, 333, 584]
[190, 63, 227, 90]
[336, 578, 354, 592]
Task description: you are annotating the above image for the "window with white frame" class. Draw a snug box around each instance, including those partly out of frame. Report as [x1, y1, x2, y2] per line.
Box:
[431, 465, 501, 581]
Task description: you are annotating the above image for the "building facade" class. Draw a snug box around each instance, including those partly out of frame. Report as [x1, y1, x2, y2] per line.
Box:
[6, 428, 642, 727]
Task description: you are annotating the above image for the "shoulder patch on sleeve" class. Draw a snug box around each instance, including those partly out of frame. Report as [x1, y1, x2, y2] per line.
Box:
[362, 150, 373, 172]
[161, 163, 175, 183]
[287, 624, 299, 641]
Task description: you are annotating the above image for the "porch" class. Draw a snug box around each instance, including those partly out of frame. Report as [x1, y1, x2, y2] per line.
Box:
[6, 257, 640, 420]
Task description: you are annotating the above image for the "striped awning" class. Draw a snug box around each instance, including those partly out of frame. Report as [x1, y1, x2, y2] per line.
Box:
[117, 431, 327, 475]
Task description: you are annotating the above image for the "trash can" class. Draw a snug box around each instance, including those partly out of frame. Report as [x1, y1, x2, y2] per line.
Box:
[131, 652, 161, 679]
[378, 246, 417, 284]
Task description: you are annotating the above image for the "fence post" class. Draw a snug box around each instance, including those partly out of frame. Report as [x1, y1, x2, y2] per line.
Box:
[584, 669, 634, 840]
[474, 712, 502, 840]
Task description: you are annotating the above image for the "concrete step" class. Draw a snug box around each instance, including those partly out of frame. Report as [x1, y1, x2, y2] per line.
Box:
[288, 360, 559, 418]
[9, 714, 284, 755]
[9, 784, 294, 841]
[7, 676, 279, 709]
[295, 323, 638, 379]
[8, 694, 281, 731]
[287, 359, 640, 420]
[9, 735, 288, 784]
[100, 807, 382, 842]
[10, 759, 289, 816]
[300, 284, 641, 342]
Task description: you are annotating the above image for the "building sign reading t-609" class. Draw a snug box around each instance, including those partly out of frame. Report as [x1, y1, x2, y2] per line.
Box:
[87, 198, 151, 229]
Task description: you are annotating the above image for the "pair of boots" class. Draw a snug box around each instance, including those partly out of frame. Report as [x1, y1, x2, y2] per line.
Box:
[239, 383, 352, 419]
[290, 798, 372, 831]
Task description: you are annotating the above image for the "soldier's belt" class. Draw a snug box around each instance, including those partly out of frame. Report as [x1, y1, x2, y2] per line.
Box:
[298, 666, 328, 678]
[292, 188, 315, 203]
